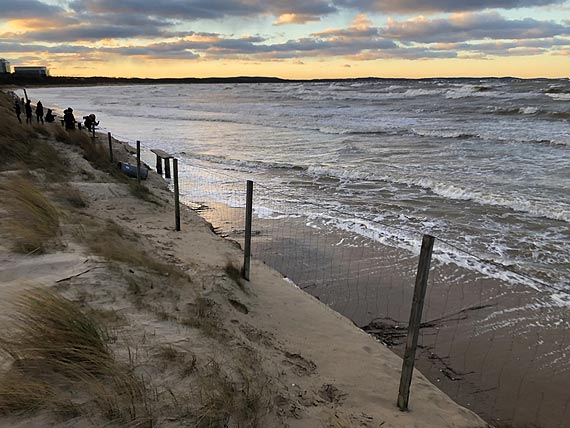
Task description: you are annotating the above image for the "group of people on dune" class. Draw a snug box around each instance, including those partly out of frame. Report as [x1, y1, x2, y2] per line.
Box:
[13, 96, 99, 132]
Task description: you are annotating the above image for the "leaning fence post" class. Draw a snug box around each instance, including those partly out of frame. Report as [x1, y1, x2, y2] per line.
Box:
[173, 158, 180, 231]
[397, 234, 435, 411]
[108, 132, 113, 162]
[136, 140, 141, 184]
[242, 180, 254, 281]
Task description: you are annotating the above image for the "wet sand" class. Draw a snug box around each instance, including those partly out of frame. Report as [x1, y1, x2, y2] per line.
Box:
[193, 200, 570, 428]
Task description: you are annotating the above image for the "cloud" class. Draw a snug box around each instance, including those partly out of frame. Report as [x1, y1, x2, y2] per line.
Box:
[382, 11, 570, 42]
[273, 13, 321, 25]
[70, 0, 337, 21]
[2, 3, 569, 65]
[0, 0, 64, 19]
[333, 0, 567, 14]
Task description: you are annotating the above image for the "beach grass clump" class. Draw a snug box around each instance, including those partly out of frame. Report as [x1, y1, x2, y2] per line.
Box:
[129, 182, 160, 204]
[194, 361, 270, 428]
[0, 289, 157, 425]
[86, 221, 188, 281]
[32, 123, 50, 137]
[0, 289, 111, 373]
[56, 184, 88, 208]
[0, 99, 67, 175]
[0, 177, 60, 253]
[51, 126, 91, 147]
[0, 370, 56, 415]
[181, 297, 224, 339]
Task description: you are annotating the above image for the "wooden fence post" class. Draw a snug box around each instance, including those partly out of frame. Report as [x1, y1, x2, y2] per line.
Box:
[108, 132, 113, 162]
[242, 180, 253, 281]
[136, 140, 141, 184]
[173, 158, 180, 231]
[164, 158, 171, 179]
[397, 234, 435, 411]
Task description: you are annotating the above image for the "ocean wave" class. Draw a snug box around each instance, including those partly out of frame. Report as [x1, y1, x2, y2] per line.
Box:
[303, 166, 570, 223]
[411, 128, 479, 139]
[491, 106, 569, 120]
[547, 93, 570, 100]
[401, 88, 442, 97]
[413, 179, 570, 223]
[445, 84, 500, 99]
[183, 152, 307, 172]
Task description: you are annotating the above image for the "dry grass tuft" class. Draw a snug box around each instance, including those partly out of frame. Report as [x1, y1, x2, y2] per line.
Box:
[0, 177, 60, 253]
[51, 126, 91, 147]
[0, 289, 111, 373]
[225, 261, 245, 289]
[0, 370, 56, 415]
[129, 182, 160, 204]
[86, 221, 187, 280]
[51, 126, 73, 143]
[56, 184, 88, 208]
[32, 123, 50, 137]
[0, 289, 157, 425]
[0, 95, 67, 177]
[181, 296, 221, 337]
[194, 361, 270, 428]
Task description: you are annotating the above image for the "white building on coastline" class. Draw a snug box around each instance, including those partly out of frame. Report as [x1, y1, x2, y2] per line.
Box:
[0, 59, 11, 74]
[14, 66, 49, 77]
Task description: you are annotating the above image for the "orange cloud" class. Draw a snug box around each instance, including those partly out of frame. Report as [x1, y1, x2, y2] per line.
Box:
[273, 13, 320, 26]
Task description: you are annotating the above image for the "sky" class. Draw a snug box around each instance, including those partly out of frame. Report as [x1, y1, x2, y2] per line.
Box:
[0, 0, 569, 78]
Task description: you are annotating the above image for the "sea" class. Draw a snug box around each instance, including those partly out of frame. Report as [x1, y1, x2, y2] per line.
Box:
[25, 78, 570, 297]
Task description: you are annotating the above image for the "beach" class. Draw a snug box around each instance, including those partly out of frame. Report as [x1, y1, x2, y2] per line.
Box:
[3, 80, 569, 427]
[0, 89, 490, 427]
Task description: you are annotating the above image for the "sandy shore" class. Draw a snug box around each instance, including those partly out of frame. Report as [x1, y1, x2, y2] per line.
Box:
[0, 90, 487, 427]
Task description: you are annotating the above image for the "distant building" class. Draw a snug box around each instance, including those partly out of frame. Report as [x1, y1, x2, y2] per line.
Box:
[0, 59, 11, 74]
[14, 66, 50, 77]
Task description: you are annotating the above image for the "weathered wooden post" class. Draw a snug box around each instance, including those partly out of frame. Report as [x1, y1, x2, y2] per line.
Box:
[164, 158, 171, 179]
[108, 132, 114, 162]
[242, 180, 254, 281]
[173, 159, 181, 231]
[136, 140, 141, 184]
[397, 234, 435, 411]
[156, 155, 163, 175]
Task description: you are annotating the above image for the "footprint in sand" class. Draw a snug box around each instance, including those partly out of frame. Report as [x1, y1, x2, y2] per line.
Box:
[282, 352, 317, 376]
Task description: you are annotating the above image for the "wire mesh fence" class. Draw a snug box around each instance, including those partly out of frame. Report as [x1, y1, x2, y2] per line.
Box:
[125, 145, 569, 428]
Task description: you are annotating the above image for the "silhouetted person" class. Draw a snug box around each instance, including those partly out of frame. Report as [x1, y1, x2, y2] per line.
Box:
[14, 101, 22, 123]
[63, 107, 75, 130]
[45, 109, 55, 123]
[24, 100, 32, 124]
[36, 101, 44, 124]
[83, 114, 99, 131]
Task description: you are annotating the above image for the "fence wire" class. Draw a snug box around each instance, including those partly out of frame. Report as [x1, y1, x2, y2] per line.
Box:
[171, 158, 569, 428]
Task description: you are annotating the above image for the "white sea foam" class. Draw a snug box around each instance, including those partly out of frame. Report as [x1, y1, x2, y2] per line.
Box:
[519, 106, 539, 114]
[411, 128, 478, 139]
[547, 93, 570, 100]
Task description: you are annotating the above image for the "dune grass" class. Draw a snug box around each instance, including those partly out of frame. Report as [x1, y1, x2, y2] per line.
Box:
[0, 289, 157, 425]
[0, 289, 111, 372]
[194, 361, 270, 428]
[0, 177, 60, 253]
[86, 220, 187, 280]
[0, 97, 67, 177]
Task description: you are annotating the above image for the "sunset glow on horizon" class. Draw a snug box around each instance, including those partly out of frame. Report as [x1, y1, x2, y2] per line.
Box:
[1, 0, 569, 79]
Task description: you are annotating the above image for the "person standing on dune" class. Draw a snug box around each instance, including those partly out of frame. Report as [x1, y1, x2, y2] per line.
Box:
[14, 101, 21, 123]
[24, 100, 32, 124]
[63, 107, 76, 130]
[36, 101, 44, 124]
